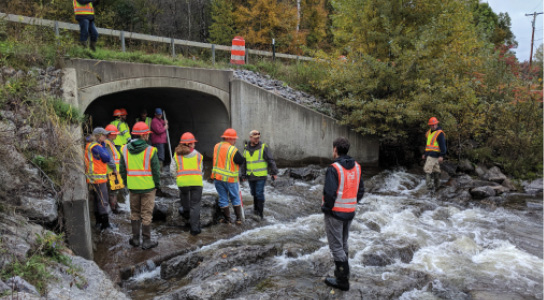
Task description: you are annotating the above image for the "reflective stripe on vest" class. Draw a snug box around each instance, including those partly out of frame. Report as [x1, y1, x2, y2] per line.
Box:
[111, 120, 131, 146]
[425, 130, 444, 152]
[121, 145, 156, 189]
[85, 142, 107, 183]
[331, 162, 360, 213]
[244, 143, 268, 177]
[211, 142, 239, 183]
[136, 117, 152, 129]
[175, 150, 203, 187]
[73, 0, 94, 15]
[104, 139, 120, 173]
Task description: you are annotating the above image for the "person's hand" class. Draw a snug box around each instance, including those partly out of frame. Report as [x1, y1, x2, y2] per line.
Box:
[165, 124, 169, 130]
[438, 157, 444, 163]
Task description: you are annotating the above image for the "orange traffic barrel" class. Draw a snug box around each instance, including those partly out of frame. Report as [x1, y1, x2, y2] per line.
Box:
[230, 36, 246, 65]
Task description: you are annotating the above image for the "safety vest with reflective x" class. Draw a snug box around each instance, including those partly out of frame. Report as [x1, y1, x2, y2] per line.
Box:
[175, 150, 203, 187]
[110, 120, 131, 146]
[85, 142, 107, 184]
[330, 162, 361, 213]
[104, 139, 120, 173]
[425, 129, 445, 152]
[244, 143, 268, 177]
[211, 142, 239, 183]
[73, 0, 94, 15]
[121, 145, 156, 189]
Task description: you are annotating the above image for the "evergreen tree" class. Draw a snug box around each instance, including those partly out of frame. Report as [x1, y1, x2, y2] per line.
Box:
[209, 0, 237, 45]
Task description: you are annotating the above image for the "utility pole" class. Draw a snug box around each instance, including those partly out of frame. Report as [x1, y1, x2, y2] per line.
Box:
[525, 12, 543, 68]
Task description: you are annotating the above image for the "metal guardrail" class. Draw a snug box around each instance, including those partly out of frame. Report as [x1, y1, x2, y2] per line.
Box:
[0, 12, 314, 63]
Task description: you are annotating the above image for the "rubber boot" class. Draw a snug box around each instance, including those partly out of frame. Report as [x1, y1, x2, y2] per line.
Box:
[79, 41, 87, 48]
[129, 220, 141, 247]
[220, 207, 231, 224]
[90, 41, 96, 51]
[100, 215, 111, 230]
[233, 205, 243, 225]
[141, 225, 158, 250]
[425, 173, 434, 191]
[433, 172, 441, 190]
[324, 261, 350, 291]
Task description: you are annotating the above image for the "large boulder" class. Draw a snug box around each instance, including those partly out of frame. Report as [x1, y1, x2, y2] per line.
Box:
[470, 186, 496, 199]
[458, 159, 474, 173]
[523, 178, 543, 194]
[483, 166, 507, 183]
[288, 165, 323, 181]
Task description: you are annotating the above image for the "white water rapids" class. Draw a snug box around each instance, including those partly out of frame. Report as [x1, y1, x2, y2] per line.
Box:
[126, 169, 543, 299]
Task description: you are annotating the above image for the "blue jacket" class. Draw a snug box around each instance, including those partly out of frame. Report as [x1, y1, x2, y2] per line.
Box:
[91, 141, 111, 164]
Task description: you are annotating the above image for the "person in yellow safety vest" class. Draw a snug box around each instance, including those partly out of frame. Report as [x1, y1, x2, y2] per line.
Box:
[322, 137, 365, 292]
[135, 108, 153, 145]
[170, 132, 204, 236]
[73, 0, 99, 51]
[85, 127, 112, 230]
[110, 108, 131, 151]
[211, 128, 246, 225]
[421, 117, 447, 192]
[119, 122, 161, 250]
[104, 124, 122, 214]
[240, 130, 278, 221]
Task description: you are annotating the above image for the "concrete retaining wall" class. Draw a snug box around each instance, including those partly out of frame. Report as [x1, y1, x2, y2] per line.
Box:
[230, 79, 379, 166]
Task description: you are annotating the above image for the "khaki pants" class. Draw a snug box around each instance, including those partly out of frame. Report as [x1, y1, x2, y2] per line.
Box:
[129, 190, 156, 226]
[423, 156, 441, 174]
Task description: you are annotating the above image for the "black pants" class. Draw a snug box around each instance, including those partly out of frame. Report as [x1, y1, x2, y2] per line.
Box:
[179, 186, 203, 231]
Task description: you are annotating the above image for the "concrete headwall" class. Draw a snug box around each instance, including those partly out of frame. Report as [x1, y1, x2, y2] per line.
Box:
[230, 79, 379, 166]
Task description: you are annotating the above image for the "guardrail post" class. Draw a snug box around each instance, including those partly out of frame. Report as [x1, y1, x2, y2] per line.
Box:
[171, 38, 175, 58]
[120, 31, 126, 52]
[212, 44, 215, 65]
[54, 21, 59, 37]
[245, 48, 249, 65]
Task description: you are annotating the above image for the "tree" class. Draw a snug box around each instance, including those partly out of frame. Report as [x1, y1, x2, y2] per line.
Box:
[209, 0, 237, 45]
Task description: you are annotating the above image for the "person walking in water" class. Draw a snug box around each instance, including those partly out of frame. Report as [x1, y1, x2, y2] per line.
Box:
[170, 132, 204, 235]
[240, 130, 278, 220]
[211, 128, 246, 225]
[422, 117, 446, 192]
[120, 122, 161, 249]
[322, 137, 364, 291]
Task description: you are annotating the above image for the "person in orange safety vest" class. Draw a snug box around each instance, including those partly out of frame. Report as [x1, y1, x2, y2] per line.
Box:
[321, 137, 365, 292]
[421, 117, 446, 192]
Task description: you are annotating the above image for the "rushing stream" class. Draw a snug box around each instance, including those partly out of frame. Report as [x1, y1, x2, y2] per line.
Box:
[93, 168, 543, 299]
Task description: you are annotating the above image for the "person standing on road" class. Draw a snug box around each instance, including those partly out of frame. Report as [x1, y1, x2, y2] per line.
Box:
[150, 108, 169, 172]
[170, 132, 204, 236]
[240, 130, 278, 220]
[211, 128, 246, 225]
[120, 122, 161, 250]
[85, 127, 112, 230]
[422, 117, 446, 192]
[322, 137, 365, 291]
[73, 0, 99, 51]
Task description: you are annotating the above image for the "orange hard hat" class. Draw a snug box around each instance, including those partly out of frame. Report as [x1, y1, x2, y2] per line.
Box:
[105, 124, 120, 135]
[221, 128, 238, 139]
[180, 132, 197, 144]
[120, 108, 128, 116]
[131, 121, 152, 135]
[113, 109, 122, 117]
[428, 117, 439, 125]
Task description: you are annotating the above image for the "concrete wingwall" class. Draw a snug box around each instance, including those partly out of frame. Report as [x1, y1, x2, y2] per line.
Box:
[230, 79, 379, 166]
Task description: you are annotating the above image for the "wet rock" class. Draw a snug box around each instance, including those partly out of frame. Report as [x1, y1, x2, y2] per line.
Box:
[160, 252, 204, 280]
[523, 178, 543, 194]
[152, 201, 169, 221]
[282, 243, 304, 258]
[483, 166, 507, 183]
[470, 186, 496, 199]
[5, 276, 39, 296]
[441, 162, 457, 176]
[432, 207, 451, 220]
[363, 243, 418, 266]
[288, 165, 321, 181]
[271, 177, 294, 189]
[490, 185, 510, 195]
[47, 256, 129, 300]
[475, 164, 488, 179]
[364, 221, 381, 232]
[458, 159, 474, 173]
[501, 178, 517, 191]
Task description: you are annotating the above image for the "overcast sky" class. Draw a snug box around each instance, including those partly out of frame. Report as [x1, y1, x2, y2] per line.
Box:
[486, 0, 544, 62]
